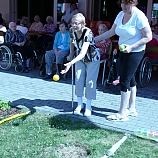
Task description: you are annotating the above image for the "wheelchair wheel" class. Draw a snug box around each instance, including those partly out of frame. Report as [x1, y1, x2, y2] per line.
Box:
[15, 64, 24, 73]
[0, 45, 12, 70]
[139, 57, 152, 88]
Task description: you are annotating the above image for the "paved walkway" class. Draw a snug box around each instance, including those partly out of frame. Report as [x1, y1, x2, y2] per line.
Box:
[0, 67, 158, 135]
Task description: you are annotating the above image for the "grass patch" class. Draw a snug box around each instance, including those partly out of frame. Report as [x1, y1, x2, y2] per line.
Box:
[0, 110, 158, 158]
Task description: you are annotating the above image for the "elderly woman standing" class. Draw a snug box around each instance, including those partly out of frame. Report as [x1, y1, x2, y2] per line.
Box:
[61, 13, 100, 117]
[95, 0, 152, 121]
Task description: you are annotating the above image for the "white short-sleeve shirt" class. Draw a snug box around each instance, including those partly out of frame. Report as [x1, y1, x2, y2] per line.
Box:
[64, 8, 79, 23]
[0, 25, 7, 44]
[16, 25, 28, 35]
[114, 8, 150, 52]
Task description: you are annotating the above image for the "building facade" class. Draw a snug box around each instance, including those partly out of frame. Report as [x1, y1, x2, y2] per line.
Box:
[0, 0, 154, 27]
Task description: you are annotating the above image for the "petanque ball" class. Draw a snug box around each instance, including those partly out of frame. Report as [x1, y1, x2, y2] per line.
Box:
[53, 74, 60, 81]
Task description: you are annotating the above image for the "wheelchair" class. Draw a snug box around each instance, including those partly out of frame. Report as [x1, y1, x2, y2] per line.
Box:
[104, 53, 152, 88]
[0, 44, 25, 72]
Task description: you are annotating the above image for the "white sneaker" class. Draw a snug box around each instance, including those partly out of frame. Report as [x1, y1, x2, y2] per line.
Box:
[74, 105, 83, 115]
[84, 109, 92, 117]
[126, 109, 138, 116]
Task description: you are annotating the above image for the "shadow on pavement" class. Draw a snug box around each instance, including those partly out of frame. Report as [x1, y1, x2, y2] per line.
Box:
[10, 98, 118, 119]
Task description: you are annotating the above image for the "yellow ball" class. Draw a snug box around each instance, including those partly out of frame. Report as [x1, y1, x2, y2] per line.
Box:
[53, 74, 60, 81]
[119, 45, 126, 51]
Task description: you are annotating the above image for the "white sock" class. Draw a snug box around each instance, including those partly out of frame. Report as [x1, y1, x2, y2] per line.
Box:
[129, 86, 137, 112]
[26, 59, 30, 67]
[86, 99, 92, 110]
[119, 90, 130, 116]
[77, 97, 83, 107]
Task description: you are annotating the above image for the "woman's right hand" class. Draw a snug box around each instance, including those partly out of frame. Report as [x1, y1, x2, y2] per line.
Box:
[113, 49, 117, 55]
[60, 62, 72, 74]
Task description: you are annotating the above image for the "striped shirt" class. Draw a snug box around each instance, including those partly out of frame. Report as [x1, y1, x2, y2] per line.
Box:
[70, 27, 100, 62]
[5, 29, 26, 44]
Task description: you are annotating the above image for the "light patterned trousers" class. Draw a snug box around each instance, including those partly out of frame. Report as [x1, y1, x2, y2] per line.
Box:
[75, 60, 100, 100]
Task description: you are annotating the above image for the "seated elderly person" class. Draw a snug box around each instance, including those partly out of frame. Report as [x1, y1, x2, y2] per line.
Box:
[5, 22, 35, 72]
[95, 24, 111, 60]
[37, 16, 56, 51]
[28, 15, 43, 44]
[29, 15, 43, 31]
[16, 19, 28, 35]
[43, 20, 70, 80]
[145, 24, 158, 65]
[92, 21, 104, 36]
[147, 24, 158, 47]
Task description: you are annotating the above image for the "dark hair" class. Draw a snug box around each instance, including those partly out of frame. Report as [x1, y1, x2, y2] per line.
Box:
[20, 19, 27, 27]
[70, 3, 78, 9]
[0, 17, 3, 25]
[122, 0, 138, 5]
[59, 20, 68, 28]
[154, 24, 158, 28]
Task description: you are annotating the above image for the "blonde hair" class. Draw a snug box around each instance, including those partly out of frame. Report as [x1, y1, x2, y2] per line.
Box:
[72, 13, 86, 26]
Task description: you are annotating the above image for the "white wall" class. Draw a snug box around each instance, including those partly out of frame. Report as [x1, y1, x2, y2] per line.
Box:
[147, 0, 153, 24]
[78, 0, 92, 20]
[0, 0, 10, 24]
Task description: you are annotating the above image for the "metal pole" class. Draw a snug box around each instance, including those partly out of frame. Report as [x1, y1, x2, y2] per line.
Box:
[71, 64, 74, 114]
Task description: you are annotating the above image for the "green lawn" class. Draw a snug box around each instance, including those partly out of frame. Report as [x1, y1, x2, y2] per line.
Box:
[0, 110, 158, 158]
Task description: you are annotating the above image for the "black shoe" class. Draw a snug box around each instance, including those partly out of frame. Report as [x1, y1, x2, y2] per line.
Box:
[39, 63, 46, 71]
[40, 70, 46, 77]
[43, 74, 52, 80]
[33, 58, 40, 69]
[63, 73, 68, 80]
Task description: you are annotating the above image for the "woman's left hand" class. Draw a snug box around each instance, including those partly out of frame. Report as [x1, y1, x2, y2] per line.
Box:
[60, 62, 72, 74]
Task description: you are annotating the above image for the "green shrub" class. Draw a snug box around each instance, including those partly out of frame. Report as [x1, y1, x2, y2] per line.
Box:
[0, 99, 11, 110]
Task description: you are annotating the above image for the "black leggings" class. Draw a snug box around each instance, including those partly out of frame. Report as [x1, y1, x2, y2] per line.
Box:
[119, 50, 145, 92]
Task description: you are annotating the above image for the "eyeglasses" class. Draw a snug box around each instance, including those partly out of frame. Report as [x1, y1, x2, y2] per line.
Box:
[71, 22, 81, 26]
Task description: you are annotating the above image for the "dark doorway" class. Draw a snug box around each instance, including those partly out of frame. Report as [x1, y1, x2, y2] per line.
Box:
[30, 0, 54, 24]
[17, 0, 54, 24]
[93, 0, 148, 25]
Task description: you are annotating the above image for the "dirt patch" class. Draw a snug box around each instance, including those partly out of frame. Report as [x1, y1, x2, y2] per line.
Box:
[0, 107, 21, 119]
[55, 144, 90, 158]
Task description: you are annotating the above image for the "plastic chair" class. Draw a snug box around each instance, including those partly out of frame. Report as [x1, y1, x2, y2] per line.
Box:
[103, 21, 111, 29]
[100, 42, 113, 85]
